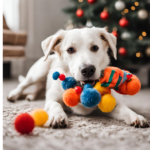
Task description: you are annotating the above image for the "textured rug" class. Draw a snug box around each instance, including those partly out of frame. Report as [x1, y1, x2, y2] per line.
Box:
[3, 80, 150, 150]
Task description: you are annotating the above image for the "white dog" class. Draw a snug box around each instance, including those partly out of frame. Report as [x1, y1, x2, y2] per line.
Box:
[8, 27, 149, 128]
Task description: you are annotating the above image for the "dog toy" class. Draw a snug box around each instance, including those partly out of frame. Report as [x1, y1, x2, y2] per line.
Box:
[31, 109, 49, 126]
[52, 72, 116, 112]
[100, 67, 141, 95]
[93, 82, 116, 112]
[14, 113, 35, 134]
[98, 94, 116, 113]
[14, 109, 48, 134]
[53, 72, 101, 108]
[52, 67, 141, 113]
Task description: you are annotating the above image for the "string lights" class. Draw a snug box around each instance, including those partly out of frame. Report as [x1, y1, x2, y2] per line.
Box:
[131, 6, 135, 10]
[134, 2, 139, 6]
[139, 35, 143, 40]
[142, 31, 147, 36]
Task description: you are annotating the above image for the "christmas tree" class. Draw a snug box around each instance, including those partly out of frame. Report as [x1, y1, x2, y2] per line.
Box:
[63, 0, 150, 67]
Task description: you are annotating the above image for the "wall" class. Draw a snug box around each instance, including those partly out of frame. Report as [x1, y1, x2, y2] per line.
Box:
[11, 0, 70, 77]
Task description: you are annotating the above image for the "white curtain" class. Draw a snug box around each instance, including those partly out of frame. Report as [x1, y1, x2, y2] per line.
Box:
[3, 0, 20, 31]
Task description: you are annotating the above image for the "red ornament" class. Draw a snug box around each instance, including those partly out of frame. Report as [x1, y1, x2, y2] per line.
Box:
[111, 30, 119, 38]
[76, 9, 84, 17]
[87, 0, 96, 4]
[118, 47, 127, 56]
[100, 11, 109, 20]
[14, 113, 35, 134]
[75, 86, 82, 94]
[59, 74, 66, 81]
[119, 18, 129, 28]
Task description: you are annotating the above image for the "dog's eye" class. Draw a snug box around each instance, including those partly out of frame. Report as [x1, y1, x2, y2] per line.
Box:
[91, 45, 99, 52]
[67, 47, 75, 54]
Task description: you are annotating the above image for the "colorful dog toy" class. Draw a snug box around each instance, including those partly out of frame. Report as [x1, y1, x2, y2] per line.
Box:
[100, 67, 141, 95]
[14, 113, 35, 134]
[14, 109, 48, 134]
[52, 66, 141, 113]
[31, 109, 49, 126]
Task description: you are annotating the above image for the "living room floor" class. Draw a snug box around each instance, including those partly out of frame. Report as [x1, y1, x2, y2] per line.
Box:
[3, 79, 150, 150]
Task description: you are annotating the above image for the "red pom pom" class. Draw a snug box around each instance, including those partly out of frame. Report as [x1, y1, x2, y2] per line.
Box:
[100, 11, 109, 20]
[14, 113, 34, 134]
[127, 74, 132, 80]
[111, 30, 119, 38]
[118, 47, 127, 56]
[119, 18, 129, 28]
[76, 9, 84, 17]
[59, 74, 65, 81]
[75, 86, 82, 94]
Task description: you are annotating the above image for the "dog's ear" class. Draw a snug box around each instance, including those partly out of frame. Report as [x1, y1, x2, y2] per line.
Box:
[41, 29, 66, 61]
[96, 27, 117, 60]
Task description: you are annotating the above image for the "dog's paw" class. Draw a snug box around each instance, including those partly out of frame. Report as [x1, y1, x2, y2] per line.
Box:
[44, 112, 68, 128]
[130, 115, 149, 128]
[26, 94, 35, 101]
[7, 89, 20, 102]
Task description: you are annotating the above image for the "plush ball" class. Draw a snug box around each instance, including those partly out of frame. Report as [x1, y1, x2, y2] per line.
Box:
[83, 84, 93, 89]
[98, 94, 116, 113]
[75, 86, 82, 94]
[115, 74, 141, 95]
[59, 74, 65, 81]
[81, 88, 101, 108]
[62, 77, 77, 90]
[94, 82, 111, 95]
[31, 109, 48, 126]
[63, 88, 80, 107]
[52, 71, 60, 80]
[14, 113, 35, 134]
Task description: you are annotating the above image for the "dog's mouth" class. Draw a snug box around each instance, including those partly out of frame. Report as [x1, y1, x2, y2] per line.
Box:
[80, 80, 98, 86]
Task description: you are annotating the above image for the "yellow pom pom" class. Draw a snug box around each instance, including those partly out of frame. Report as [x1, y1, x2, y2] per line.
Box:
[94, 82, 111, 95]
[98, 94, 116, 113]
[31, 109, 48, 126]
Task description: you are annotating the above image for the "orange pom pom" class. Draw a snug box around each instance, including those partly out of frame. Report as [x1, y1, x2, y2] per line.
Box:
[63, 88, 80, 107]
[116, 74, 141, 95]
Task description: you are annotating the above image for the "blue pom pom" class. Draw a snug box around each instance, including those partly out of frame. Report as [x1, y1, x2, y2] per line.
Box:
[62, 77, 77, 90]
[52, 72, 60, 80]
[81, 88, 101, 108]
[83, 84, 93, 89]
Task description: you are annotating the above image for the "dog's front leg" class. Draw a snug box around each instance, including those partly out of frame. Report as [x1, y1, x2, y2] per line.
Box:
[106, 90, 149, 128]
[44, 78, 68, 128]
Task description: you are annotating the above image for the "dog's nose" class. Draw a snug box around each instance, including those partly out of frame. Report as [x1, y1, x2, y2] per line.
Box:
[81, 65, 96, 78]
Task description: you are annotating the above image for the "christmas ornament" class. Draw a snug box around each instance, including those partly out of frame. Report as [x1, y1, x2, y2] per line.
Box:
[86, 19, 93, 27]
[118, 47, 127, 56]
[87, 0, 96, 4]
[114, 0, 126, 11]
[147, 0, 150, 3]
[119, 18, 129, 28]
[121, 31, 131, 40]
[100, 11, 109, 20]
[76, 9, 84, 17]
[138, 9, 148, 20]
[111, 30, 119, 38]
[146, 46, 150, 57]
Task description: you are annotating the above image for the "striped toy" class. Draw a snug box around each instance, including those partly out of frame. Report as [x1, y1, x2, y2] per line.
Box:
[100, 67, 141, 95]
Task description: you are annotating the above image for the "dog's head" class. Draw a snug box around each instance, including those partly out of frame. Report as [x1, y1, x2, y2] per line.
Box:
[41, 27, 117, 86]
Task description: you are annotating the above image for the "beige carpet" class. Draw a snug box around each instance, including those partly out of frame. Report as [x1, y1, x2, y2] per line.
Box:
[3, 79, 150, 150]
